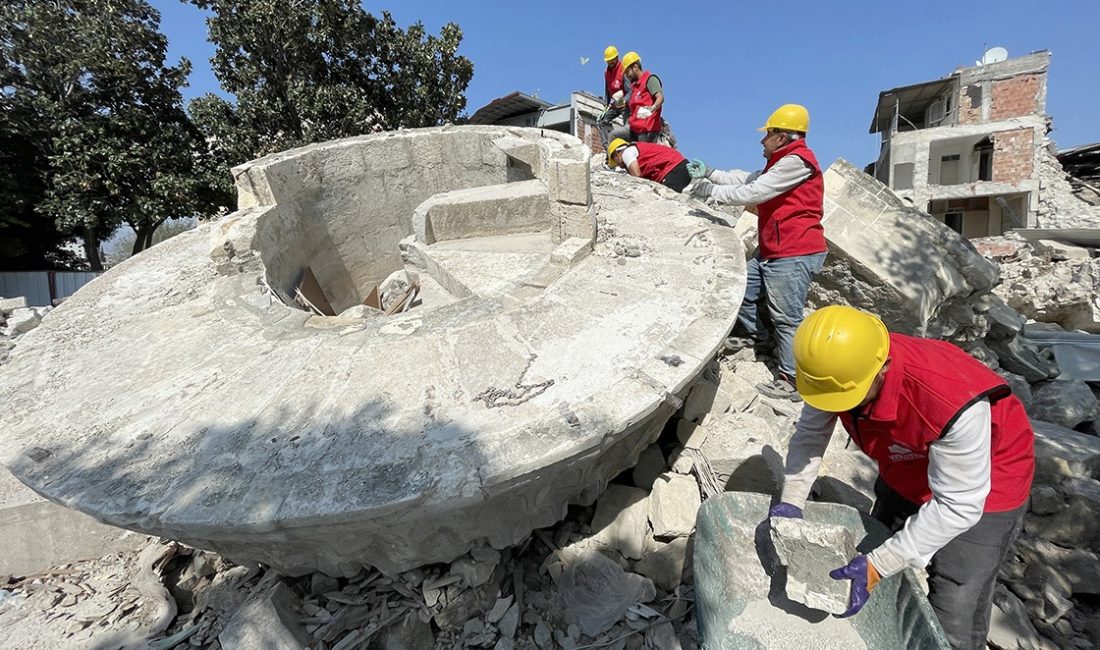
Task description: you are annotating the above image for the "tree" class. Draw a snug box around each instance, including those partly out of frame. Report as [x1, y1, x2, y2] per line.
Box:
[1, 0, 224, 270]
[189, 0, 474, 171]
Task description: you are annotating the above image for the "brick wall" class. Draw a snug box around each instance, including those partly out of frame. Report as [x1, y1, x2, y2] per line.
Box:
[576, 115, 604, 155]
[990, 73, 1042, 121]
[992, 128, 1034, 184]
[957, 84, 982, 125]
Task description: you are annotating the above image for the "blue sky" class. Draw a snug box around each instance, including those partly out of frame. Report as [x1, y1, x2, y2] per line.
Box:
[152, 0, 1099, 172]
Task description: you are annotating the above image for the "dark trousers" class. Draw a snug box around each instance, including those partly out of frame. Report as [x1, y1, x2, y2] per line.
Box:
[871, 479, 1026, 650]
[661, 160, 691, 193]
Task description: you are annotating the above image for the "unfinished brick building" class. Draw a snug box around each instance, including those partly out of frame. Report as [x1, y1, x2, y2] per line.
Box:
[869, 50, 1050, 237]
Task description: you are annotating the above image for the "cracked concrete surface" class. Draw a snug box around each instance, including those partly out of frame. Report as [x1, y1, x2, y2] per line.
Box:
[0, 126, 746, 576]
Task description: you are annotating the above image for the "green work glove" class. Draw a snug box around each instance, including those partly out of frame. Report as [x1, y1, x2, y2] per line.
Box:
[687, 159, 708, 179]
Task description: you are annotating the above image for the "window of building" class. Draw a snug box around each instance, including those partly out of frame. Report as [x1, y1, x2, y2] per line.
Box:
[893, 162, 915, 190]
[940, 154, 961, 185]
[944, 211, 964, 234]
[967, 84, 982, 109]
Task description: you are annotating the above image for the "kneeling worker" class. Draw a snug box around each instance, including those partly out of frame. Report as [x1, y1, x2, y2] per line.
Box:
[771, 305, 1034, 650]
[607, 138, 691, 192]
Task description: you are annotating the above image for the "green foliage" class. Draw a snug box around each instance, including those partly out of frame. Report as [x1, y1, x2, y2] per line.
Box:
[1, 0, 224, 269]
[189, 0, 474, 167]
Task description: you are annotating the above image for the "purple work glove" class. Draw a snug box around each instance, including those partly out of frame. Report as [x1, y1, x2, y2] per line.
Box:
[829, 554, 881, 618]
[767, 502, 804, 519]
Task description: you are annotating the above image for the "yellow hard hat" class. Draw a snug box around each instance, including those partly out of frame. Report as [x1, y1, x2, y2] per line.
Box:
[604, 46, 619, 62]
[793, 305, 891, 412]
[607, 138, 630, 167]
[621, 51, 641, 70]
[759, 103, 810, 133]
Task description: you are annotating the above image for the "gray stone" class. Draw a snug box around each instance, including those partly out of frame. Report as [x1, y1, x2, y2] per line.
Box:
[1025, 477, 1100, 547]
[999, 370, 1034, 409]
[309, 572, 339, 597]
[452, 551, 499, 589]
[989, 584, 1043, 650]
[989, 334, 1060, 382]
[1029, 380, 1099, 429]
[1029, 485, 1065, 516]
[648, 473, 701, 539]
[1032, 420, 1100, 485]
[695, 413, 786, 494]
[591, 484, 650, 560]
[218, 582, 310, 650]
[645, 621, 682, 650]
[550, 237, 592, 266]
[434, 582, 499, 630]
[547, 158, 590, 206]
[681, 372, 757, 424]
[0, 297, 27, 312]
[371, 611, 435, 650]
[1033, 239, 1091, 261]
[557, 545, 656, 637]
[1015, 534, 1100, 596]
[0, 127, 748, 576]
[769, 517, 856, 615]
[635, 536, 689, 591]
[498, 603, 519, 639]
[3, 308, 41, 336]
[631, 444, 665, 490]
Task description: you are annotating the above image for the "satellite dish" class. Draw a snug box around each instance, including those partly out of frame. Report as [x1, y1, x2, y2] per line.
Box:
[982, 47, 1009, 65]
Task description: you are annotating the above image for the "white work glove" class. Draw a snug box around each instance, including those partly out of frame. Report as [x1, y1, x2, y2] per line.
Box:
[688, 180, 713, 200]
[611, 90, 624, 106]
[635, 106, 653, 120]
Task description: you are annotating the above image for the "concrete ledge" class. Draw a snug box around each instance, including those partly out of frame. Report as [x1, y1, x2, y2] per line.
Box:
[413, 180, 551, 245]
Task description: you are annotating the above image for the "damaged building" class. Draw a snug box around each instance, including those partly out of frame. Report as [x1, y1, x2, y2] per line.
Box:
[870, 50, 1053, 237]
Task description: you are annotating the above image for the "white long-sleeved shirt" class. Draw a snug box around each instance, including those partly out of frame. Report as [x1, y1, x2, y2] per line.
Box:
[705, 154, 812, 206]
[779, 400, 992, 577]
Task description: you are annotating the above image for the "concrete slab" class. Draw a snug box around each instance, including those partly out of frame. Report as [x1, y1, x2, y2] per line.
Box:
[0, 127, 746, 576]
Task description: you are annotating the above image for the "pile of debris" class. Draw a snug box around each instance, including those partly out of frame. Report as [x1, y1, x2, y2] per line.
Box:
[0, 296, 46, 366]
[1037, 144, 1100, 229]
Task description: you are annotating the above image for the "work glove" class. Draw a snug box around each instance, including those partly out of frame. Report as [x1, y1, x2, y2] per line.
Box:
[636, 105, 653, 120]
[767, 502, 803, 519]
[686, 159, 708, 179]
[829, 554, 881, 618]
[688, 180, 713, 199]
[611, 90, 625, 107]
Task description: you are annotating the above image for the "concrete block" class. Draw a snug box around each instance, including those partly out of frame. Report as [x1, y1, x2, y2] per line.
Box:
[0, 296, 27, 312]
[547, 158, 590, 206]
[413, 180, 550, 244]
[550, 237, 592, 266]
[682, 373, 758, 424]
[4, 308, 42, 336]
[590, 484, 650, 560]
[648, 473, 701, 539]
[1034, 239, 1091, 261]
[552, 202, 595, 244]
[492, 136, 543, 175]
[770, 517, 856, 615]
[219, 582, 311, 650]
[696, 413, 785, 494]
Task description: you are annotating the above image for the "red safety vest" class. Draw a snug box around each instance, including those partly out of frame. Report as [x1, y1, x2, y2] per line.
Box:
[605, 61, 625, 100]
[633, 142, 685, 183]
[838, 334, 1034, 512]
[755, 139, 827, 259]
[628, 70, 662, 135]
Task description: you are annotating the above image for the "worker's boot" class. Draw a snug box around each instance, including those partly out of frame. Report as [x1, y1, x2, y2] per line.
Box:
[756, 374, 801, 402]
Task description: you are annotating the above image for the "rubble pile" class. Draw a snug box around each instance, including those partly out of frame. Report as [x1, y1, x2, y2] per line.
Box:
[0, 296, 46, 365]
[1036, 145, 1100, 229]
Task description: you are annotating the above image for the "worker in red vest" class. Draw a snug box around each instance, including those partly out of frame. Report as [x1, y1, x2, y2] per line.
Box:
[687, 104, 827, 400]
[597, 45, 630, 147]
[770, 305, 1034, 650]
[608, 51, 664, 144]
[607, 138, 690, 192]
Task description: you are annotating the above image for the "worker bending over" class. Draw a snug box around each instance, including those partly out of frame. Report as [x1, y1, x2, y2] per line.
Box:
[597, 46, 630, 147]
[608, 51, 664, 144]
[607, 138, 690, 192]
[687, 104, 826, 400]
[771, 305, 1034, 650]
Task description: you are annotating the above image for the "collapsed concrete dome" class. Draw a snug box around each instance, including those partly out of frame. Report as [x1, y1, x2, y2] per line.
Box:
[0, 126, 746, 576]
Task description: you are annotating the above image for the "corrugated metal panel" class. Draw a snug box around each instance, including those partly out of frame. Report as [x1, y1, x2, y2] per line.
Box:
[0, 272, 51, 306]
[0, 271, 102, 306]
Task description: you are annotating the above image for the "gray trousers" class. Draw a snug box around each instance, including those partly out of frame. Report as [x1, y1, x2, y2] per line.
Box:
[871, 479, 1027, 650]
[606, 123, 660, 144]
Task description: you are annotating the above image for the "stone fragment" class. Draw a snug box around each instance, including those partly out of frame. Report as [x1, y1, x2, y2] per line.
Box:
[1015, 534, 1100, 596]
[645, 621, 682, 650]
[452, 550, 500, 588]
[547, 159, 590, 206]
[1025, 477, 1100, 547]
[1032, 421, 1100, 484]
[1029, 485, 1065, 516]
[498, 603, 519, 639]
[372, 611, 435, 650]
[696, 413, 786, 494]
[550, 237, 592, 266]
[681, 373, 757, 424]
[434, 582, 499, 630]
[769, 517, 856, 615]
[413, 180, 550, 244]
[1034, 239, 1091, 261]
[670, 449, 694, 475]
[648, 473, 701, 539]
[4, 308, 41, 336]
[999, 371, 1034, 409]
[309, 573, 339, 597]
[631, 445, 665, 490]
[1029, 380, 1099, 429]
[636, 537, 690, 592]
[557, 545, 656, 637]
[0, 297, 27, 312]
[218, 582, 310, 650]
[590, 485, 650, 560]
[988, 584, 1043, 650]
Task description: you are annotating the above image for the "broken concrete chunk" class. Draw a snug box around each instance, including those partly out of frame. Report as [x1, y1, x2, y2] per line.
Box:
[1028, 380, 1099, 429]
[549, 237, 592, 266]
[648, 473, 701, 539]
[590, 484, 650, 560]
[218, 582, 310, 650]
[635, 536, 690, 591]
[696, 413, 786, 494]
[4, 308, 42, 336]
[0, 296, 28, 312]
[770, 517, 857, 616]
[556, 545, 656, 637]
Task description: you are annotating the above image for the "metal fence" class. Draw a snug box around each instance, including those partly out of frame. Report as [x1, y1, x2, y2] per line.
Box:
[0, 271, 103, 307]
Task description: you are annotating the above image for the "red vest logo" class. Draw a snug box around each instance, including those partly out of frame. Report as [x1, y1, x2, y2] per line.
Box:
[887, 444, 924, 462]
